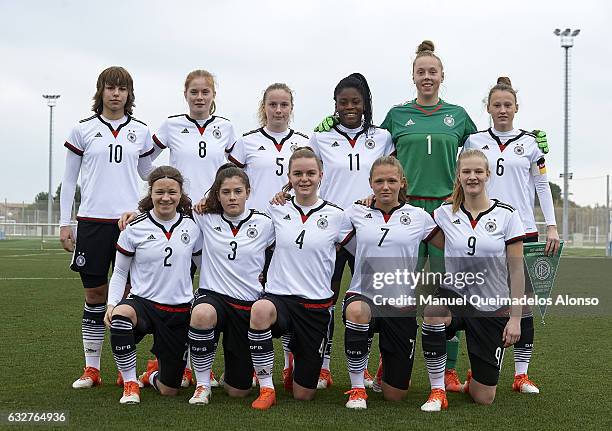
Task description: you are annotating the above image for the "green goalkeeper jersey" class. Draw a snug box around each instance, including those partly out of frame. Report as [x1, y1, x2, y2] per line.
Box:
[381, 99, 476, 199]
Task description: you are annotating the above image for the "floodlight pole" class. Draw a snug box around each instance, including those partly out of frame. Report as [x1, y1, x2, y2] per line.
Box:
[43, 94, 60, 234]
[554, 28, 579, 242]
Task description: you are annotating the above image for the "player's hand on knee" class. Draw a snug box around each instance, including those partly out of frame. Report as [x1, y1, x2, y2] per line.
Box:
[533, 130, 549, 154]
[104, 305, 115, 327]
[59, 226, 75, 252]
[193, 197, 207, 215]
[545, 225, 561, 256]
[118, 212, 138, 231]
[270, 191, 290, 206]
[503, 316, 521, 347]
[313, 115, 338, 133]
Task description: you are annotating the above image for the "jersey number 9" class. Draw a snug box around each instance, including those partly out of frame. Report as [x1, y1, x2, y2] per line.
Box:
[467, 236, 476, 256]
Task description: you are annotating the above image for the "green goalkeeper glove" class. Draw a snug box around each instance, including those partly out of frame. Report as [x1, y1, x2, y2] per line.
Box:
[533, 130, 549, 154]
[314, 115, 339, 132]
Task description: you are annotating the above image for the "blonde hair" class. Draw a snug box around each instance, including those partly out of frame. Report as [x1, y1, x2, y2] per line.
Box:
[184, 70, 217, 115]
[257, 83, 294, 127]
[412, 40, 443, 72]
[369, 156, 408, 203]
[450, 149, 490, 213]
[487, 76, 517, 106]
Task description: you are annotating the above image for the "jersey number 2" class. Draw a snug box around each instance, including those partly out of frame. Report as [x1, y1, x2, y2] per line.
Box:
[164, 247, 173, 266]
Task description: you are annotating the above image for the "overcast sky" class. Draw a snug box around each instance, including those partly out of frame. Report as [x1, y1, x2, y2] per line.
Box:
[1, 0, 610, 207]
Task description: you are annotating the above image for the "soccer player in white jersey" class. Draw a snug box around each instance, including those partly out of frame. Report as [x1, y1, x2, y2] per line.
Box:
[152, 70, 237, 202]
[187, 164, 274, 405]
[248, 148, 353, 410]
[104, 166, 202, 404]
[151, 69, 234, 387]
[59, 67, 154, 389]
[463, 77, 560, 394]
[420, 149, 525, 412]
[309, 73, 394, 389]
[228, 83, 310, 210]
[342, 156, 437, 409]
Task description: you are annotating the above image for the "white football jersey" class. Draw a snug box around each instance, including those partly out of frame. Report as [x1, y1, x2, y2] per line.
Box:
[114, 211, 202, 305]
[433, 200, 525, 311]
[464, 129, 547, 235]
[310, 125, 394, 208]
[153, 114, 237, 201]
[228, 128, 309, 210]
[194, 210, 275, 301]
[346, 202, 437, 295]
[64, 114, 154, 221]
[265, 198, 354, 300]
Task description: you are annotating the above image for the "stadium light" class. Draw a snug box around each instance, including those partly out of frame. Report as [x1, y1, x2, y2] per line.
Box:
[553, 28, 579, 242]
[43, 94, 60, 234]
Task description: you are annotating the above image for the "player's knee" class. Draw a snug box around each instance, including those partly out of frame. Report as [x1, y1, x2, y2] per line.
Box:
[112, 304, 136, 324]
[225, 386, 250, 398]
[250, 300, 275, 329]
[158, 385, 179, 396]
[472, 390, 496, 405]
[293, 388, 316, 401]
[422, 305, 450, 325]
[345, 301, 371, 324]
[190, 303, 217, 328]
[84, 284, 108, 304]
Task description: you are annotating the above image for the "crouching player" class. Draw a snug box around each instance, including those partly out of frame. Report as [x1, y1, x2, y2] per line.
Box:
[105, 166, 201, 404]
[342, 156, 437, 409]
[188, 164, 274, 405]
[420, 149, 525, 411]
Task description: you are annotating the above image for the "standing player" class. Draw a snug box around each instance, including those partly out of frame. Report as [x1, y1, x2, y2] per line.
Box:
[420, 149, 525, 411]
[59, 66, 154, 389]
[105, 166, 202, 404]
[342, 156, 437, 409]
[187, 164, 274, 405]
[152, 70, 237, 202]
[228, 83, 309, 210]
[248, 147, 353, 410]
[151, 69, 235, 387]
[308, 73, 394, 389]
[464, 77, 560, 393]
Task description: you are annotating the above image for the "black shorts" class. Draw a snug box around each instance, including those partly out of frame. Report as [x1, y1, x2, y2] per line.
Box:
[523, 235, 538, 294]
[331, 247, 355, 284]
[118, 294, 190, 389]
[70, 219, 120, 280]
[263, 293, 333, 390]
[440, 289, 508, 386]
[342, 293, 417, 390]
[193, 289, 254, 391]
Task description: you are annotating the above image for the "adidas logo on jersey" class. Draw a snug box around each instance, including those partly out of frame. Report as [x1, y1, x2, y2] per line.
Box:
[146, 234, 156, 240]
[405, 119, 415, 126]
[481, 145, 489, 150]
[94, 132, 103, 138]
[283, 214, 291, 220]
[214, 226, 222, 232]
[258, 146, 266, 151]
[331, 141, 340, 147]
[181, 128, 189, 134]
[365, 213, 373, 219]
[453, 219, 461, 224]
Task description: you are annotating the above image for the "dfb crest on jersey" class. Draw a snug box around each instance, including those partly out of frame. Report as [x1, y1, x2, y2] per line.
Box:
[443, 115, 455, 127]
[127, 131, 137, 143]
[247, 227, 259, 238]
[317, 217, 328, 230]
[485, 220, 497, 232]
[181, 232, 191, 244]
[514, 144, 525, 155]
[213, 128, 222, 139]
[400, 213, 411, 225]
[365, 138, 376, 149]
[290, 143, 298, 152]
[75, 252, 86, 267]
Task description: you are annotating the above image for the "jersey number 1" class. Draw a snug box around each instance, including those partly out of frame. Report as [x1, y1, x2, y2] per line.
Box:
[426, 135, 432, 155]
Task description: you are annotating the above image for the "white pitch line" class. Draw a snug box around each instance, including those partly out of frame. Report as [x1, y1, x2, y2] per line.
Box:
[0, 277, 80, 280]
[4, 252, 67, 258]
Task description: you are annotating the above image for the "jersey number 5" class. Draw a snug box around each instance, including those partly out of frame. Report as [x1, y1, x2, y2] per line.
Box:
[275, 157, 284, 176]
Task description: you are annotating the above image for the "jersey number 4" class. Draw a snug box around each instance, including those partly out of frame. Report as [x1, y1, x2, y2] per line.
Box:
[295, 230, 306, 249]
